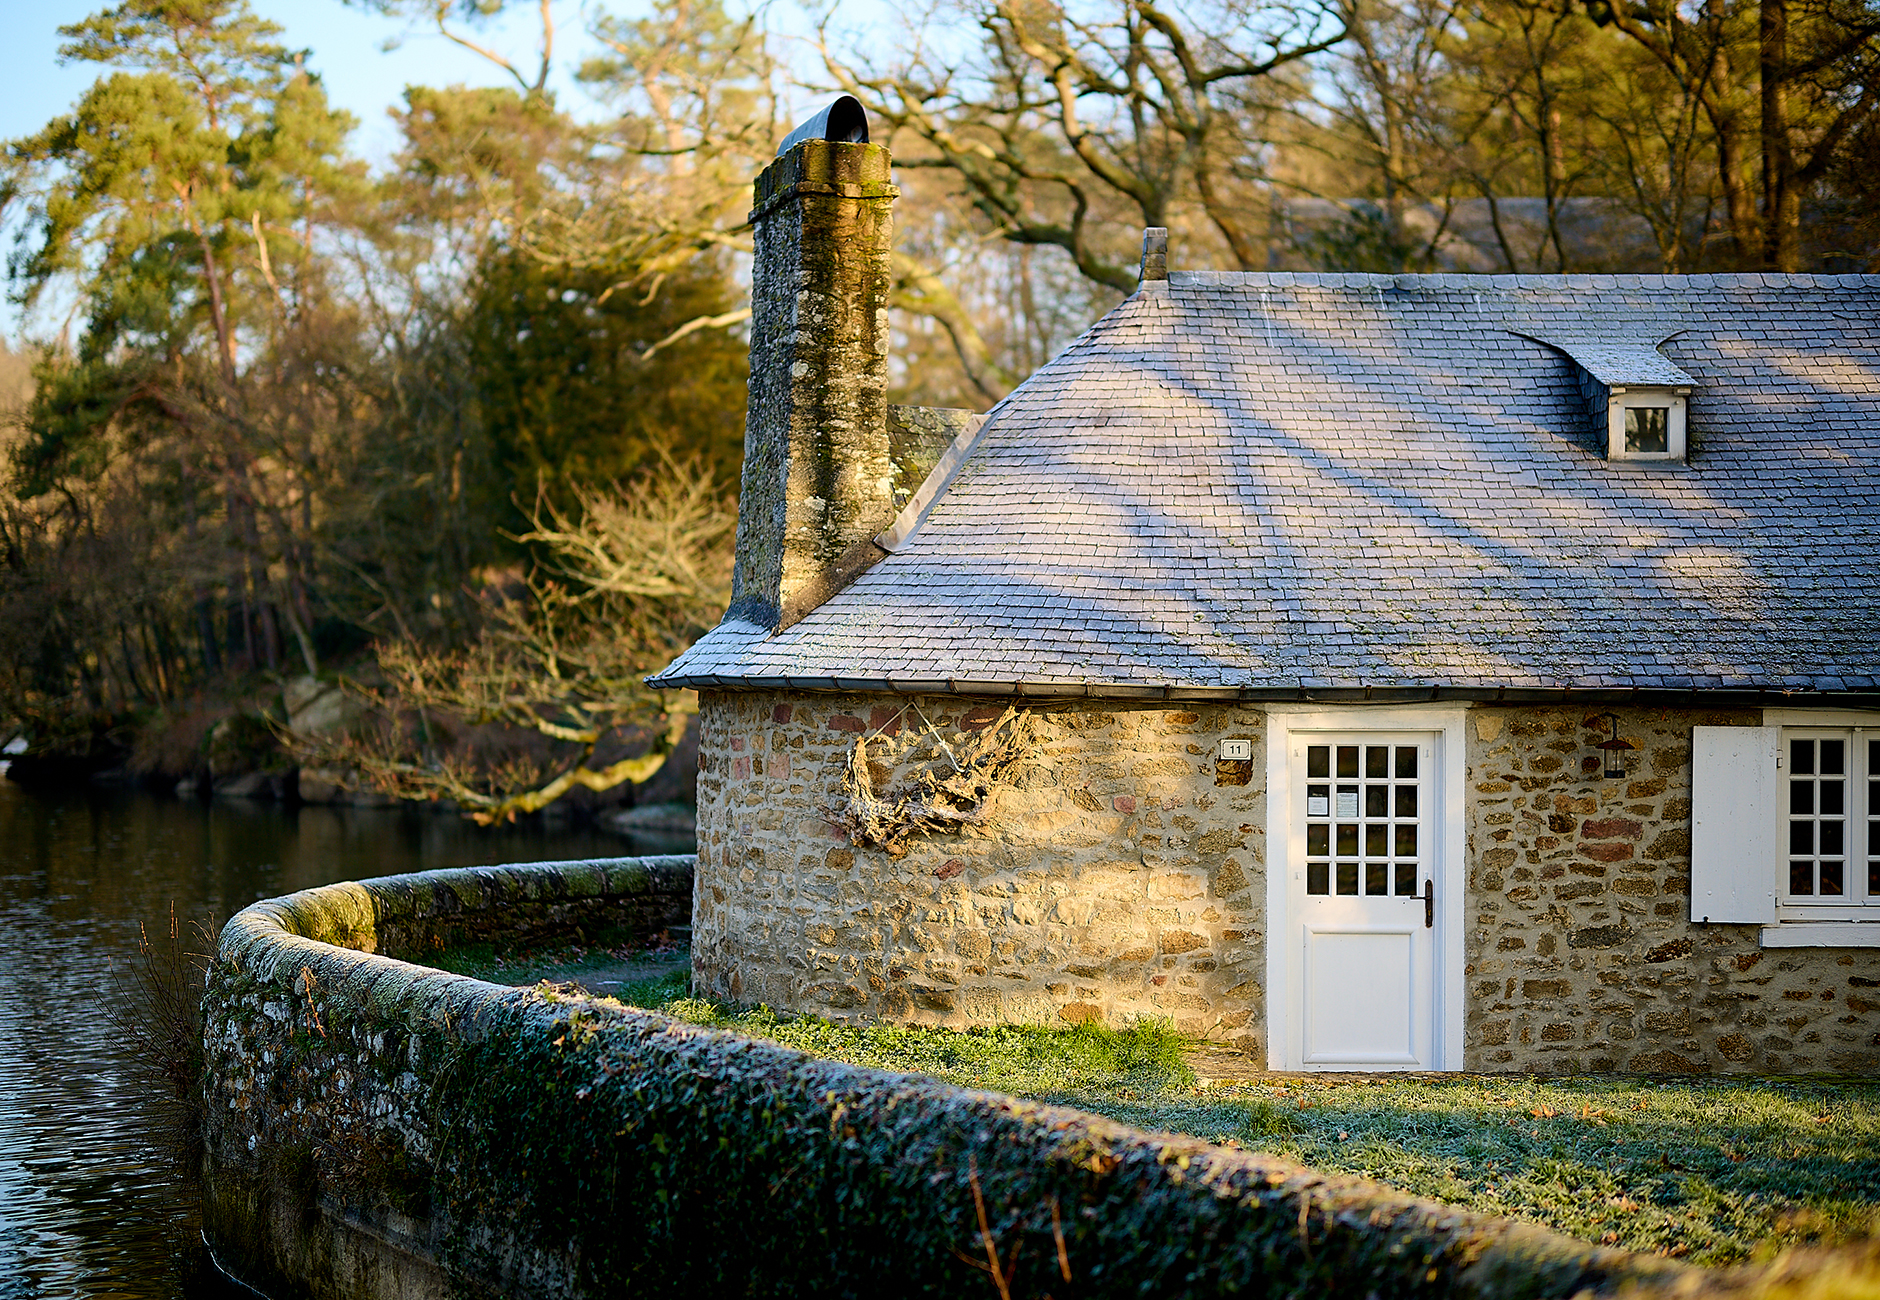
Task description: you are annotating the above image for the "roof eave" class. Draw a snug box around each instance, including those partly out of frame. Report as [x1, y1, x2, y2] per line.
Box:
[651, 674, 1880, 711]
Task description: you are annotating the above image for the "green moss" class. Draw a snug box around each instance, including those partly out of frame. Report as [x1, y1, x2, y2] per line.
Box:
[420, 1004, 1682, 1300]
[621, 992, 1880, 1269]
[605, 862, 650, 894]
[555, 862, 607, 897]
[428, 925, 676, 986]
[279, 884, 376, 950]
[443, 876, 486, 912]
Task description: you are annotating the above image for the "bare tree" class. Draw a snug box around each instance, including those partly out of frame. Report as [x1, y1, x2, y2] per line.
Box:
[346, 0, 558, 95]
[826, 0, 1349, 294]
[1588, 0, 1880, 270]
[291, 453, 733, 822]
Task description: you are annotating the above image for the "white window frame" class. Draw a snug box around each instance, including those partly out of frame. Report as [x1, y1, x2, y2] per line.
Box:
[1606, 387, 1689, 461]
[1752, 710, 1880, 947]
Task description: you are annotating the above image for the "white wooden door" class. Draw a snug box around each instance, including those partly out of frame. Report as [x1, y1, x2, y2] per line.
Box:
[1292, 735, 1436, 1069]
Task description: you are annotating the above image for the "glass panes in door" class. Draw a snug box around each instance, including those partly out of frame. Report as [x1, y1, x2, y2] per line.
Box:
[1304, 742, 1419, 897]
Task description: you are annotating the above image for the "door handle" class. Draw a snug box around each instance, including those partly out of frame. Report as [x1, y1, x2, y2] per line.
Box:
[1423, 878, 1433, 929]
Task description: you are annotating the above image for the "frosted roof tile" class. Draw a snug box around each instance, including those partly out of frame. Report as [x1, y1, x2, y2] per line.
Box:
[653, 273, 1880, 696]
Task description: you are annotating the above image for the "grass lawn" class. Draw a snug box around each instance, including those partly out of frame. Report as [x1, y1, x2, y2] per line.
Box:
[461, 951, 1880, 1267]
[426, 928, 688, 992]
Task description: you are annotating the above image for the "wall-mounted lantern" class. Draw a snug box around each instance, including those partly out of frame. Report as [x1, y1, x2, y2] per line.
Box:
[1596, 713, 1636, 779]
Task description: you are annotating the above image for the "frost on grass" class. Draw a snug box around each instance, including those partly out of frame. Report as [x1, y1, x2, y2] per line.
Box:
[623, 979, 1880, 1270]
[1080, 1076, 1880, 1268]
[450, 938, 1880, 1271]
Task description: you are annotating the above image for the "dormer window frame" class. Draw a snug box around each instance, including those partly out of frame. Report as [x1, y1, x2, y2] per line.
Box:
[1606, 385, 1691, 462]
[1518, 332, 1699, 465]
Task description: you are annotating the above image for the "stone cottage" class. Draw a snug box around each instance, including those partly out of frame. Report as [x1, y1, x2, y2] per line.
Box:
[651, 100, 1880, 1074]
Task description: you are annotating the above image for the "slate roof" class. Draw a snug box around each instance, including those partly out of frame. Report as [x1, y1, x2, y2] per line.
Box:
[653, 272, 1880, 699]
[1536, 337, 1698, 388]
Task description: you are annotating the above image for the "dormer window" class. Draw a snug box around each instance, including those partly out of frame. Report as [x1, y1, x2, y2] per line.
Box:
[1522, 334, 1698, 463]
[1626, 405, 1668, 453]
[1609, 386, 1689, 460]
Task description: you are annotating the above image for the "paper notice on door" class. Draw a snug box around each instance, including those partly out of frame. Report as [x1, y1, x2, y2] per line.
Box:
[1336, 788, 1358, 818]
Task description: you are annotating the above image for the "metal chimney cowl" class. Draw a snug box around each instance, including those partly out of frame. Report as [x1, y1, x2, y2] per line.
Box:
[728, 99, 900, 632]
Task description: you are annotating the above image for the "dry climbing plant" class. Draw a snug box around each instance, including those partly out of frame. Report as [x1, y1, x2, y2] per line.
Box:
[834, 705, 1035, 857]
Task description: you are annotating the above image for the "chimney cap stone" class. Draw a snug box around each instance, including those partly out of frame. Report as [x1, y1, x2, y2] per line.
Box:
[777, 94, 870, 156]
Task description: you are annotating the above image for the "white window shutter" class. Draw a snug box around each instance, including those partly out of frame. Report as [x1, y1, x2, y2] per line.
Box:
[1690, 726, 1779, 924]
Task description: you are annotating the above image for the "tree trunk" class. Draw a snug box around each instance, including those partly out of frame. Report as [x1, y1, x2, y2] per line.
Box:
[1542, 99, 1568, 272]
[1759, 0, 1801, 270]
[229, 488, 255, 669]
[1704, 0, 1761, 267]
[186, 501, 223, 675]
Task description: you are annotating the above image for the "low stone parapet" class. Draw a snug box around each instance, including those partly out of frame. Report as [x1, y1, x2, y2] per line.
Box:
[203, 856, 1724, 1299]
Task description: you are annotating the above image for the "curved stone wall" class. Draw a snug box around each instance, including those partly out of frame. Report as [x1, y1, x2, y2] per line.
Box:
[199, 855, 1713, 1300]
[201, 856, 693, 1298]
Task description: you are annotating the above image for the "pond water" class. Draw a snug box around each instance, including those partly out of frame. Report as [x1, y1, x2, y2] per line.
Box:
[0, 778, 688, 1299]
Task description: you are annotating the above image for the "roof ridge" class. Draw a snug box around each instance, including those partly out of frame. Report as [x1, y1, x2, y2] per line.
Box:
[1167, 270, 1880, 290]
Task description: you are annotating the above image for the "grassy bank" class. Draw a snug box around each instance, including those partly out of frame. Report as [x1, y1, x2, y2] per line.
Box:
[456, 951, 1880, 1268]
[1075, 1072, 1879, 1267]
[636, 988, 1876, 1266]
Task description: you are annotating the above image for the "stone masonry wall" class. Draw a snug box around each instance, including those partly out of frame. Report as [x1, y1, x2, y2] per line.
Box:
[201, 857, 693, 1299]
[699, 694, 1880, 1074]
[1465, 707, 1880, 1073]
[201, 854, 1704, 1299]
[692, 690, 1270, 1052]
[729, 141, 897, 628]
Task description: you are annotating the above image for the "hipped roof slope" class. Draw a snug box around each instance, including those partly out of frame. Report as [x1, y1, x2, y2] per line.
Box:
[654, 272, 1880, 700]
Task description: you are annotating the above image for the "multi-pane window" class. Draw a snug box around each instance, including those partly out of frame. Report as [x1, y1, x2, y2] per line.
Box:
[1304, 742, 1420, 897]
[1784, 731, 1878, 907]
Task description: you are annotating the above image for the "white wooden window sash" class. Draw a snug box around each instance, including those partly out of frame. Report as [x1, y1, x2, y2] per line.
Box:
[1778, 728, 1878, 917]
[1691, 724, 1880, 940]
[1607, 388, 1689, 461]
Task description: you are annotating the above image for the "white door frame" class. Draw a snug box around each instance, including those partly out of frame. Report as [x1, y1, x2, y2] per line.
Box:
[1264, 704, 1468, 1071]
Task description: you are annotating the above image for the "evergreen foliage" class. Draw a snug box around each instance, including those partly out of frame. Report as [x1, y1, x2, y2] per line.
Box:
[0, 0, 1874, 802]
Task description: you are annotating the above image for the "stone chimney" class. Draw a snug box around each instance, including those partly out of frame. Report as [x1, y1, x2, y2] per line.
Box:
[728, 97, 899, 630]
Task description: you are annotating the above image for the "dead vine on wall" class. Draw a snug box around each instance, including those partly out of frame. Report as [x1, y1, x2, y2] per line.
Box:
[834, 706, 1034, 857]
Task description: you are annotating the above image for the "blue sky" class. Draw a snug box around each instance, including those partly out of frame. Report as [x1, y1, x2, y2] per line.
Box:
[0, 0, 889, 341]
[0, 0, 603, 340]
[2, 0, 608, 161]
[2, 0, 881, 160]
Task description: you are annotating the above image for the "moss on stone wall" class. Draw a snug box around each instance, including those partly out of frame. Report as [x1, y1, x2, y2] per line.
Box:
[429, 1002, 1697, 1299]
[202, 856, 1880, 1299]
[202, 858, 1686, 1298]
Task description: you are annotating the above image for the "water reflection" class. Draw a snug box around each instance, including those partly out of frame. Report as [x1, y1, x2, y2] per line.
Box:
[0, 780, 684, 1298]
